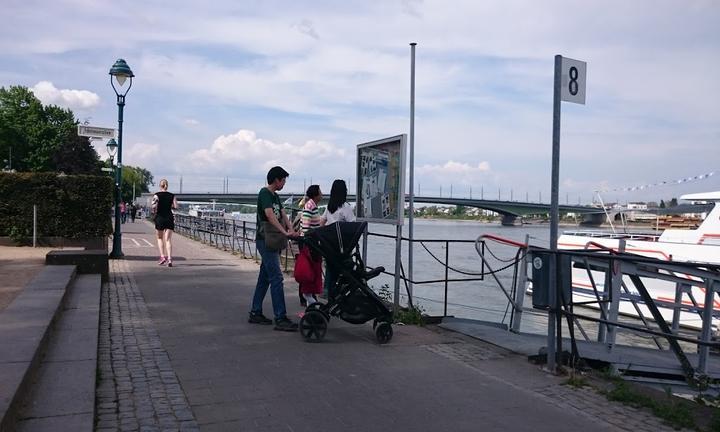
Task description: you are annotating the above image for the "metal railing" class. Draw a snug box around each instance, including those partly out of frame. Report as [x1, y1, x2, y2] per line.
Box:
[528, 244, 720, 387]
[174, 214, 299, 271]
[173, 214, 497, 316]
[366, 232, 487, 317]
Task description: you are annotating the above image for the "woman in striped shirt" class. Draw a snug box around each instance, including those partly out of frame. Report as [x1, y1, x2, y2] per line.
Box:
[299, 185, 324, 306]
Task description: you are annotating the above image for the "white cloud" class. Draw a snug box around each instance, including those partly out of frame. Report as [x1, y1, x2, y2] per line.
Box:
[185, 129, 346, 175]
[183, 118, 200, 126]
[30, 81, 100, 110]
[292, 19, 319, 40]
[416, 160, 491, 185]
[124, 142, 161, 167]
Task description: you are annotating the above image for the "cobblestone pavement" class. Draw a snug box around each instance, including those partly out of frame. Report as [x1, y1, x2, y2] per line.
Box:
[96, 259, 200, 432]
[425, 339, 693, 432]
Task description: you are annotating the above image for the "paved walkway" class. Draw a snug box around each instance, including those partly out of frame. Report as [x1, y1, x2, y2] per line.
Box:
[96, 221, 688, 432]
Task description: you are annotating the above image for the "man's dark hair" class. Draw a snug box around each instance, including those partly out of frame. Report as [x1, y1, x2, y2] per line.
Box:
[266, 166, 289, 184]
[327, 179, 348, 213]
[305, 184, 321, 199]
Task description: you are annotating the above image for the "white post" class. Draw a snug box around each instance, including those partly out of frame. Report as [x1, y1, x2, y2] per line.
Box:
[33, 204, 37, 248]
[408, 42, 416, 302]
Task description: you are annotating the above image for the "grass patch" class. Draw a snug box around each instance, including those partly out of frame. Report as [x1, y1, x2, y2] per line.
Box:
[604, 381, 696, 430]
[564, 370, 589, 389]
[376, 284, 426, 326]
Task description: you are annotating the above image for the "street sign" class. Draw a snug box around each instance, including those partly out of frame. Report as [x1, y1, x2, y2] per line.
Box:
[101, 167, 113, 172]
[78, 125, 116, 139]
[560, 57, 587, 105]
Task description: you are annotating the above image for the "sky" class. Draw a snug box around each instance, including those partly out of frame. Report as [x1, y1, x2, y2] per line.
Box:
[1, 0, 718, 204]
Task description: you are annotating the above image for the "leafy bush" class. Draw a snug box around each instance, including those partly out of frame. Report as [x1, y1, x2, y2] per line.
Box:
[376, 283, 426, 325]
[0, 172, 113, 241]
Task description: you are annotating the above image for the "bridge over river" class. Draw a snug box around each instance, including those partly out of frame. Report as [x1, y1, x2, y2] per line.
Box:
[163, 193, 605, 226]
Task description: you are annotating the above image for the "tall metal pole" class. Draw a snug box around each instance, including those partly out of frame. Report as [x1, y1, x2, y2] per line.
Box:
[408, 42, 417, 301]
[110, 94, 125, 258]
[547, 54, 563, 372]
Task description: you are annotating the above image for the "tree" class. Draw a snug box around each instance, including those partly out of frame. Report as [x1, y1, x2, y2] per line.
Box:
[0, 86, 45, 172]
[659, 200, 666, 208]
[453, 205, 466, 216]
[53, 133, 102, 174]
[0, 85, 84, 172]
[669, 198, 678, 208]
[121, 165, 154, 202]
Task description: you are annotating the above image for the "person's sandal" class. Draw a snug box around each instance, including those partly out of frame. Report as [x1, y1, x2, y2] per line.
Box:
[158, 257, 167, 265]
[167, 259, 173, 267]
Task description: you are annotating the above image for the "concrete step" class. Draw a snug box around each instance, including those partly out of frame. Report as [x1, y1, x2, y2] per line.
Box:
[14, 274, 102, 432]
[0, 266, 76, 432]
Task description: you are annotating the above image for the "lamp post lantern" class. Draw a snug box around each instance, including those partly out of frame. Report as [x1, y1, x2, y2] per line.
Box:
[108, 59, 134, 259]
[106, 138, 118, 162]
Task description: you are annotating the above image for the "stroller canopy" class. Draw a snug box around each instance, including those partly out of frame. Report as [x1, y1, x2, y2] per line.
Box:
[305, 221, 367, 260]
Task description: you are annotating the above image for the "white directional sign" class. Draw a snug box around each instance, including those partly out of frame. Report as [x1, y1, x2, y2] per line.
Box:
[101, 167, 113, 172]
[560, 57, 587, 105]
[78, 125, 116, 139]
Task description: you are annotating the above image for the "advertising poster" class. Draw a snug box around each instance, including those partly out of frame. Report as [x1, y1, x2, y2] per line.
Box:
[356, 135, 407, 225]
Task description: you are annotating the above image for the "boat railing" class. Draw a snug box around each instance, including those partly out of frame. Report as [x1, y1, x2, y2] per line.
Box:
[562, 229, 662, 241]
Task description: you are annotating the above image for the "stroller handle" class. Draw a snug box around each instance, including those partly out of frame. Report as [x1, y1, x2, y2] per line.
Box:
[363, 266, 384, 280]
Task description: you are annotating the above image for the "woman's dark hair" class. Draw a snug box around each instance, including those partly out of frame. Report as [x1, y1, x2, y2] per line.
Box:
[327, 179, 348, 214]
[306, 184, 321, 200]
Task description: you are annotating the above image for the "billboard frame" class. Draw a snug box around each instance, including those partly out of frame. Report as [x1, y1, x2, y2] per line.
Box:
[356, 134, 407, 226]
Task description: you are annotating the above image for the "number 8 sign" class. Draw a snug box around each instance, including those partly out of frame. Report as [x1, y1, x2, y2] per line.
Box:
[560, 57, 587, 105]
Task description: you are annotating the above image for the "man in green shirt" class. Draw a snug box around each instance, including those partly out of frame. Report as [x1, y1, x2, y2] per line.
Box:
[249, 166, 299, 331]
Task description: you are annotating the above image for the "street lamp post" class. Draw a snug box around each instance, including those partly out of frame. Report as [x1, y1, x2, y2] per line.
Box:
[108, 59, 134, 259]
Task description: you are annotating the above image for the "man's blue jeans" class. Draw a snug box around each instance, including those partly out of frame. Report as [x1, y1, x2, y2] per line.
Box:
[250, 238, 288, 320]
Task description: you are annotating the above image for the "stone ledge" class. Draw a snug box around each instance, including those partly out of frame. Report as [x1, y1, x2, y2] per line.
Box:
[0, 265, 75, 432]
[46, 250, 109, 282]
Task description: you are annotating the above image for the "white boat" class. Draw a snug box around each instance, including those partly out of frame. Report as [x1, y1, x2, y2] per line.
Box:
[188, 205, 226, 219]
[557, 191, 720, 330]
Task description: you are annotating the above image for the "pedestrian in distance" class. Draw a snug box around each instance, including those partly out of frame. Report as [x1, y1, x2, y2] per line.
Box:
[322, 179, 356, 299]
[120, 201, 127, 224]
[248, 166, 299, 331]
[152, 179, 178, 267]
[298, 184, 324, 307]
[130, 202, 137, 222]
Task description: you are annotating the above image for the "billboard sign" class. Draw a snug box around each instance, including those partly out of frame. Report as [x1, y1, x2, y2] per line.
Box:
[356, 134, 407, 225]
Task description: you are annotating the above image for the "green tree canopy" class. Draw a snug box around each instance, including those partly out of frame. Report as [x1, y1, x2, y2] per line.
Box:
[120, 165, 154, 203]
[0, 85, 97, 173]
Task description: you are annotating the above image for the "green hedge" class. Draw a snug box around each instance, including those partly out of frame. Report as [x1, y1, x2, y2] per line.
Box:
[0, 172, 113, 240]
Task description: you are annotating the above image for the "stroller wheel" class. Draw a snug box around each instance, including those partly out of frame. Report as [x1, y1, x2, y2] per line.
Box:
[300, 310, 328, 342]
[375, 322, 393, 344]
[306, 302, 327, 315]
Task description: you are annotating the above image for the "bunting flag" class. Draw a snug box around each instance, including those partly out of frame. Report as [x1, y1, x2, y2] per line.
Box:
[597, 171, 715, 193]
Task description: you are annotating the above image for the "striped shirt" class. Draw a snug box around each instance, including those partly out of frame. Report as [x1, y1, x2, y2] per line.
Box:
[300, 198, 322, 234]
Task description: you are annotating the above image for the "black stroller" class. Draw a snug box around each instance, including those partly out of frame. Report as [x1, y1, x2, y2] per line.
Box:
[297, 221, 394, 344]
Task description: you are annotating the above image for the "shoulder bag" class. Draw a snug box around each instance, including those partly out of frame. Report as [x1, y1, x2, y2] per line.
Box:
[261, 221, 288, 252]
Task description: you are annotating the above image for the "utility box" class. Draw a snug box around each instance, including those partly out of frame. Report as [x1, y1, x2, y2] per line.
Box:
[530, 251, 572, 309]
